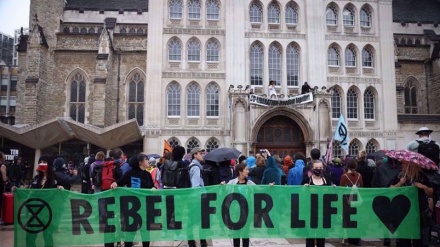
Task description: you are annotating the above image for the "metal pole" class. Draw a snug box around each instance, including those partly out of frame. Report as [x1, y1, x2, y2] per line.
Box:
[116, 49, 121, 123]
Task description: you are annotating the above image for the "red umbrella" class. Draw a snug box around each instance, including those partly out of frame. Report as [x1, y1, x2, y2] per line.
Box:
[384, 150, 438, 171]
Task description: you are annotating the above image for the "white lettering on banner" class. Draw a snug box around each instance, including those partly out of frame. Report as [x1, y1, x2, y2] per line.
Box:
[249, 92, 313, 107]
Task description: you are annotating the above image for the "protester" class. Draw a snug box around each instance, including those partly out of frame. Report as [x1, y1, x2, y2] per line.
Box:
[249, 156, 266, 184]
[113, 148, 131, 175]
[391, 160, 433, 247]
[188, 147, 207, 247]
[219, 160, 234, 183]
[328, 157, 344, 186]
[162, 145, 186, 189]
[53, 156, 78, 190]
[80, 154, 95, 194]
[355, 150, 373, 188]
[226, 163, 255, 247]
[340, 158, 363, 246]
[301, 160, 331, 247]
[0, 152, 8, 218]
[111, 153, 154, 247]
[301, 81, 313, 94]
[90, 151, 105, 193]
[246, 155, 256, 169]
[147, 157, 161, 189]
[9, 156, 24, 189]
[268, 80, 277, 99]
[406, 127, 439, 166]
[287, 156, 305, 186]
[261, 156, 284, 185]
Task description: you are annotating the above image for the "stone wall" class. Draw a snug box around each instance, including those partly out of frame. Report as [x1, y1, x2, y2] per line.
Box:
[56, 34, 100, 50]
[397, 46, 430, 61]
[397, 62, 428, 114]
[429, 58, 440, 114]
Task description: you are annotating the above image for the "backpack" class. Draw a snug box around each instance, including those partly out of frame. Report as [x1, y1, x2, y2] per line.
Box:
[161, 160, 179, 187]
[81, 162, 90, 181]
[417, 140, 440, 166]
[92, 163, 103, 187]
[101, 160, 123, 191]
[176, 164, 201, 188]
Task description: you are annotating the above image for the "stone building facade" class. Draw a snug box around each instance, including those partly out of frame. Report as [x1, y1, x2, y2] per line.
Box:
[1, 0, 439, 166]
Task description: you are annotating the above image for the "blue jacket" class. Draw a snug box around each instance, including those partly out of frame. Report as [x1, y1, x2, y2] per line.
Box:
[246, 156, 256, 169]
[287, 160, 305, 185]
[261, 157, 284, 185]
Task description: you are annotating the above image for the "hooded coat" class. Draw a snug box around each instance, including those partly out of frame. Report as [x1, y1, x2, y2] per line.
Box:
[261, 157, 284, 185]
[287, 159, 305, 185]
[246, 156, 256, 169]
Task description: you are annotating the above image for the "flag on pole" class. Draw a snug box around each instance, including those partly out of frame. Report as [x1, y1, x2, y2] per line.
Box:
[161, 140, 173, 164]
[324, 137, 333, 165]
[333, 114, 349, 152]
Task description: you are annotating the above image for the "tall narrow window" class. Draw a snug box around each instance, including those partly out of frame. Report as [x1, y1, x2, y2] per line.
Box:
[331, 88, 341, 118]
[188, 0, 201, 20]
[333, 141, 342, 157]
[345, 48, 356, 67]
[366, 140, 376, 154]
[70, 73, 86, 123]
[168, 38, 182, 61]
[268, 3, 280, 24]
[167, 82, 181, 116]
[362, 48, 373, 67]
[250, 2, 263, 23]
[328, 47, 339, 66]
[186, 138, 200, 154]
[250, 43, 264, 86]
[187, 83, 200, 117]
[187, 38, 201, 62]
[364, 89, 375, 119]
[206, 84, 219, 117]
[286, 45, 299, 86]
[360, 8, 371, 27]
[404, 80, 418, 114]
[128, 72, 145, 125]
[326, 7, 337, 25]
[206, 39, 220, 62]
[285, 5, 298, 24]
[347, 88, 358, 119]
[206, 0, 220, 20]
[343, 8, 354, 26]
[206, 138, 220, 152]
[169, 0, 183, 19]
[269, 44, 281, 86]
[348, 141, 360, 156]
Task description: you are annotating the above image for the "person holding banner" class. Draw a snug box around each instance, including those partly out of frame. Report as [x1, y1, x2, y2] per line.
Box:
[111, 153, 154, 247]
[302, 160, 331, 247]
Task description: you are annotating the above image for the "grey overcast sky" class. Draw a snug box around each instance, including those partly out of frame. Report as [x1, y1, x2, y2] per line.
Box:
[0, 0, 30, 36]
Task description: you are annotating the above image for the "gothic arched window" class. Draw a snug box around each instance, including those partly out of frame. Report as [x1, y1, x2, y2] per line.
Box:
[343, 8, 354, 26]
[364, 89, 375, 119]
[206, 138, 220, 152]
[206, 83, 219, 117]
[250, 43, 264, 86]
[168, 137, 180, 149]
[366, 140, 377, 154]
[347, 88, 358, 119]
[362, 48, 373, 67]
[167, 82, 181, 116]
[128, 72, 145, 125]
[70, 73, 86, 123]
[326, 7, 337, 25]
[169, 0, 183, 19]
[206, 0, 220, 20]
[404, 80, 418, 114]
[285, 4, 298, 24]
[268, 3, 280, 24]
[360, 8, 371, 27]
[250, 2, 263, 23]
[349, 141, 360, 156]
[333, 141, 342, 157]
[206, 39, 220, 62]
[187, 83, 200, 117]
[269, 43, 282, 86]
[328, 47, 339, 66]
[187, 38, 201, 62]
[331, 88, 341, 118]
[286, 44, 299, 86]
[345, 47, 356, 67]
[168, 38, 182, 61]
[188, 0, 201, 20]
[187, 137, 200, 154]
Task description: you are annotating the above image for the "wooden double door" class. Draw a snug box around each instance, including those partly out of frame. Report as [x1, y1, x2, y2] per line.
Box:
[254, 116, 306, 158]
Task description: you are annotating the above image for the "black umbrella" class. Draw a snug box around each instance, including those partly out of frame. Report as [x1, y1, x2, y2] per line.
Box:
[204, 148, 241, 163]
[147, 153, 161, 159]
[367, 150, 386, 161]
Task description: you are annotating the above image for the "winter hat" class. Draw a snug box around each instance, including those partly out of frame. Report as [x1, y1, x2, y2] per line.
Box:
[53, 157, 65, 170]
[238, 155, 247, 164]
[148, 157, 157, 166]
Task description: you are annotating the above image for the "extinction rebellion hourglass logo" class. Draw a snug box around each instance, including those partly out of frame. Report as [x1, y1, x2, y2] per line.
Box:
[18, 198, 53, 233]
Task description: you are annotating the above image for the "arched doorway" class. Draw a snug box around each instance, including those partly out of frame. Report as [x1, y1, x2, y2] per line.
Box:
[254, 116, 306, 157]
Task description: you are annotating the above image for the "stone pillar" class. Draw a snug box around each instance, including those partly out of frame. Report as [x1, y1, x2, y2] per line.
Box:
[33, 149, 41, 176]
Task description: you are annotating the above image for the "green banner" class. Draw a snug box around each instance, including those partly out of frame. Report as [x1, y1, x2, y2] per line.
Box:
[14, 186, 419, 247]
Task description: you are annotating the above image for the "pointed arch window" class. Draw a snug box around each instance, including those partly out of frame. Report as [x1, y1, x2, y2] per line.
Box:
[286, 45, 299, 86]
[333, 141, 342, 157]
[206, 39, 220, 62]
[326, 7, 337, 25]
[187, 39, 201, 62]
[362, 48, 373, 67]
[269, 44, 282, 86]
[360, 8, 371, 27]
[331, 88, 341, 118]
[187, 83, 200, 117]
[366, 140, 377, 154]
[128, 72, 144, 125]
[343, 8, 354, 26]
[69, 73, 86, 123]
[206, 138, 220, 152]
[405, 80, 418, 114]
[347, 88, 358, 119]
[167, 83, 181, 116]
[349, 141, 360, 156]
[187, 137, 200, 154]
[268, 3, 280, 24]
[285, 5, 298, 24]
[250, 2, 263, 23]
[206, 0, 220, 20]
[364, 89, 375, 119]
[328, 47, 339, 66]
[250, 43, 264, 86]
[345, 48, 356, 67]
[206, 84, 219, 117]
[168, 38, 182, 61]
[168, 138, 180, 149]
[169, 0, 183, 19]
[188, 0, 201, 20]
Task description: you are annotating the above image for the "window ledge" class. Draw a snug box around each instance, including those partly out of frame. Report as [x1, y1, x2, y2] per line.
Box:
[250, 22, 262, 29]
[167, 116, 181, 118]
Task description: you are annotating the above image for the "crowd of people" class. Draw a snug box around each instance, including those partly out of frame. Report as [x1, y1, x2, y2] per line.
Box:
[0, 127, 439, 247]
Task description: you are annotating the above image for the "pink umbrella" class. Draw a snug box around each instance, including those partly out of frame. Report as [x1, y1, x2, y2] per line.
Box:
[384, 150, 438, 170]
